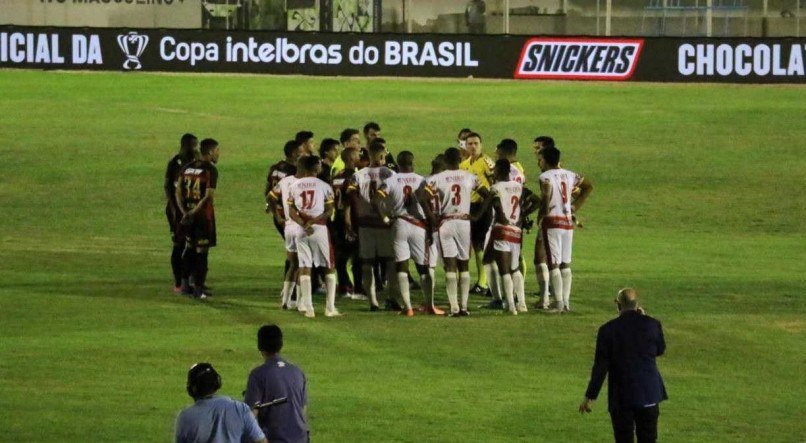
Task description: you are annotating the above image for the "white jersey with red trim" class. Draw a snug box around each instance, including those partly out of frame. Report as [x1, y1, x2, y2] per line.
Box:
[271, 175, 299, 228]
[288, 177, 334, 220]
[426, 169, 480, 218]
[510, 163, 526, 185]
[380, 172, 426, 220]
[492, 180, 524, 226]
[348, 166, 395, 223]
[539, 168, 581, 230]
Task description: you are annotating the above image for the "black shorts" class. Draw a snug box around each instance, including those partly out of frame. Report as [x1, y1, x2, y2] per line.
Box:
[470, 202, 493, 245]
[166, 203, 183, 244]
[186, 214, 217, 248]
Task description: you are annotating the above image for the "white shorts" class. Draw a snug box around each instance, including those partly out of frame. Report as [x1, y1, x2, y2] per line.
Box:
[393, 218, 429, 266]
[439, 219, 471, 261]
[284, 222, 303, 253]
[492, 224, 522, 271]
[429, 232, 441, 269]
[359, 227, 394, 260]
[295, 224, 333, 268]
[543, 227, 573, 266]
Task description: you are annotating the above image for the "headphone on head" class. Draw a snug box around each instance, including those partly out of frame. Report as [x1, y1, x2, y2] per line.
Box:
[186, 362, 222, 399]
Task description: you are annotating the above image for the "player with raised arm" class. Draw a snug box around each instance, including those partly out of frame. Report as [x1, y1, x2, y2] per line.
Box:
[176, 138, 220, 300]
[421, 148, 489, 316]
[346, 141, 397, 311]
[375, 151, 433, 317]
[537, 145, 593, 312]
[165, 133, 198, 294]
[286, 156, 341, 318]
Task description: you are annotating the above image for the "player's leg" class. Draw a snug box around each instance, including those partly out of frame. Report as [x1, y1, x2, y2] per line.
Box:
[424, 232, 444, 315]
[544, 227, 564, 311]
[281, 252, 298, 309]
[560, 230, 574, 311]
[378, 227, 401, 311]
[358, 228, 379, 310]
[440, 221, 461, 315]
[495, 250, 516, 315]
[296, 234, 315, 318]
[483, 241, 503, 309]
[193, 246, 209, 299]
[319, 226, 340, 317]
[456, 220, 472, 315]
[393, 220, 415, 316]
[470, 202, 491, 294]
[511, 241, 527, 313]
[534, 227, 551, 309]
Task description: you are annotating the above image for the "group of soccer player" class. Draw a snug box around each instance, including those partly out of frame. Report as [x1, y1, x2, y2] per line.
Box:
[165, 123, 593, 318]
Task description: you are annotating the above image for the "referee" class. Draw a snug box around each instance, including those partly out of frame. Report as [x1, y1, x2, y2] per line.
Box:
[459, 132, 495, 296]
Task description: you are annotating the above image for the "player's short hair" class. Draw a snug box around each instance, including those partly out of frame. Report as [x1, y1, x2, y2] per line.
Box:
[199, 138, 219, 154]
[339, 128, 359, 144]
[369, 139, 386, 156]
[295, 131, 314, 144]
[539, 145, 561, 166]
[496, 139, 518, 156]
[180, 133, 197, 147]
[283, 140, 301, 158]
[534, 136, 555, 148]
[257, 324, 283, 354]
[432, 154, 446, 172]
[186, 362, 222, 400]
[457, 128, 472, 139]
[465, 132, 482, 142]
[494, 159, 511, 178]
[444, 147, 462, 165]
[299, 155, 321, 173]
[319, 138, 339, 157]
[340, 147, 358, 162]
[397, 151, 414, 169]
[363, 122, 381, 135]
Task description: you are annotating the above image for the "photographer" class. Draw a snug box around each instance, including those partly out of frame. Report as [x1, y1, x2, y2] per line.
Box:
[175, 363, 266, 443]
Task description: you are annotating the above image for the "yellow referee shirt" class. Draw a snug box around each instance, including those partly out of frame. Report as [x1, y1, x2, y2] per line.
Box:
[460, 154, 495, 203]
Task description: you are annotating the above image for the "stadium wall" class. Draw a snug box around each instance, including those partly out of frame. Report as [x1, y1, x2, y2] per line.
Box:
[0, 25, 803, 83]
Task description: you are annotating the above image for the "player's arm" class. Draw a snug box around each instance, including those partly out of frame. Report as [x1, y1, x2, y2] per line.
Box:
[416, 186, 438, 230]
[538, 180, 552, 219]
[174, 181, 187, 219]
[164, 162, 176, 201]
[266, 190, 285, 224]
[471, 191, 494, 222]
[186, 188, 215, 219]
[287, 199, 308, 228]
[571, 176, 593, 213]
[520, 188, 541, 220]
[306, 201, 335, 227]
[492, 195, 509, 225]
[372, 188, 393, 223]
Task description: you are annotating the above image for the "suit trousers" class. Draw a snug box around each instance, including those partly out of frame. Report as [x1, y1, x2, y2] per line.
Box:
[609, 405, 659, 443]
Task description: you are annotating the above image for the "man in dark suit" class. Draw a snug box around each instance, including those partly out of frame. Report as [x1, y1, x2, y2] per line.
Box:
[580, 288, 668, 443]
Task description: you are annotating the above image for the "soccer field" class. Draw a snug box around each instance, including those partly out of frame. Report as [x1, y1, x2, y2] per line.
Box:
[0, 70, 804, 442]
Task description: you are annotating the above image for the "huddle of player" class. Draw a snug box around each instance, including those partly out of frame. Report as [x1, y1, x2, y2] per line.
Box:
[260, 124, 593, 318]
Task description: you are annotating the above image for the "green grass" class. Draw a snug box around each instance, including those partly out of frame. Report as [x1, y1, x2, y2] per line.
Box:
[0, 70, 804, 442]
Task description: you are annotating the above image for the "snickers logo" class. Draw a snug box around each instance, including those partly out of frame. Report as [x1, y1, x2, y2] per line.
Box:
[515, 38, 644, 80]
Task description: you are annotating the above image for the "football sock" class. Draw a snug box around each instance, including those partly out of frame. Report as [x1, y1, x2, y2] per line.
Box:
[385, 262, 398, 300]
[171, 245, 183, 287]
[549, 268, 564, 310]
[299, 275, 313, 313]
[484, 263, 501, 301]
[362, 264, 377, 306]
[194, 251, 209, 295]
[474, 252, 487, 288]
[513, 270, 526, 309]
[538, 263, 550, 305]
[501, 273, 515, 313]
[519, 255, 528, 281]
[445, 272, 459, 314]
[459, 271, 471, 311]
[421, 269, 435, 307]
[181, 248, 196, 283]
[281, 280, 296, 306]
[325, 273, 337, 312]
[561, 268, 573, 309]
[397, 272, 412, 310]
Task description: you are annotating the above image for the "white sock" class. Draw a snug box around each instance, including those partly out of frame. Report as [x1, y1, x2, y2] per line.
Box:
[421, 269, 434, 307]
[484, 263, 501, 301]
[445, 272, 459, 313]
[299, 275, 313, 313]
[325, 273, 337, 312]
[362, 264, 377, 306]
[397, 272, 412, 310]
[282, 280, 296, 305]
[459, 271, 471, 311]
[549, 268, 564, 310]
[513, 270, 526, 310]
[561, 267, 572, 309]
[539, 263, 550, 305]
[501, 273, 515, 313]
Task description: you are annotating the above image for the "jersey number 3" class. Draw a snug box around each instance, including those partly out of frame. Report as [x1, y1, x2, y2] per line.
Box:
[450, 184, 462, 206]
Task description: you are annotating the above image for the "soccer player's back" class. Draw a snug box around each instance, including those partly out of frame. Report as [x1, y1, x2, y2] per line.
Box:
[165, 133, 198, 293]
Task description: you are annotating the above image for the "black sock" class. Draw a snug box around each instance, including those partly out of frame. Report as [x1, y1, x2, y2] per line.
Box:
[182, 248, 196, 286]
[171, 245, 183, 287]
[194, 251, 209, 295]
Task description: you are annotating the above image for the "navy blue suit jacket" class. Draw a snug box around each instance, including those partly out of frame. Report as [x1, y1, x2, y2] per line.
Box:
[585, 310, 668, 411]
